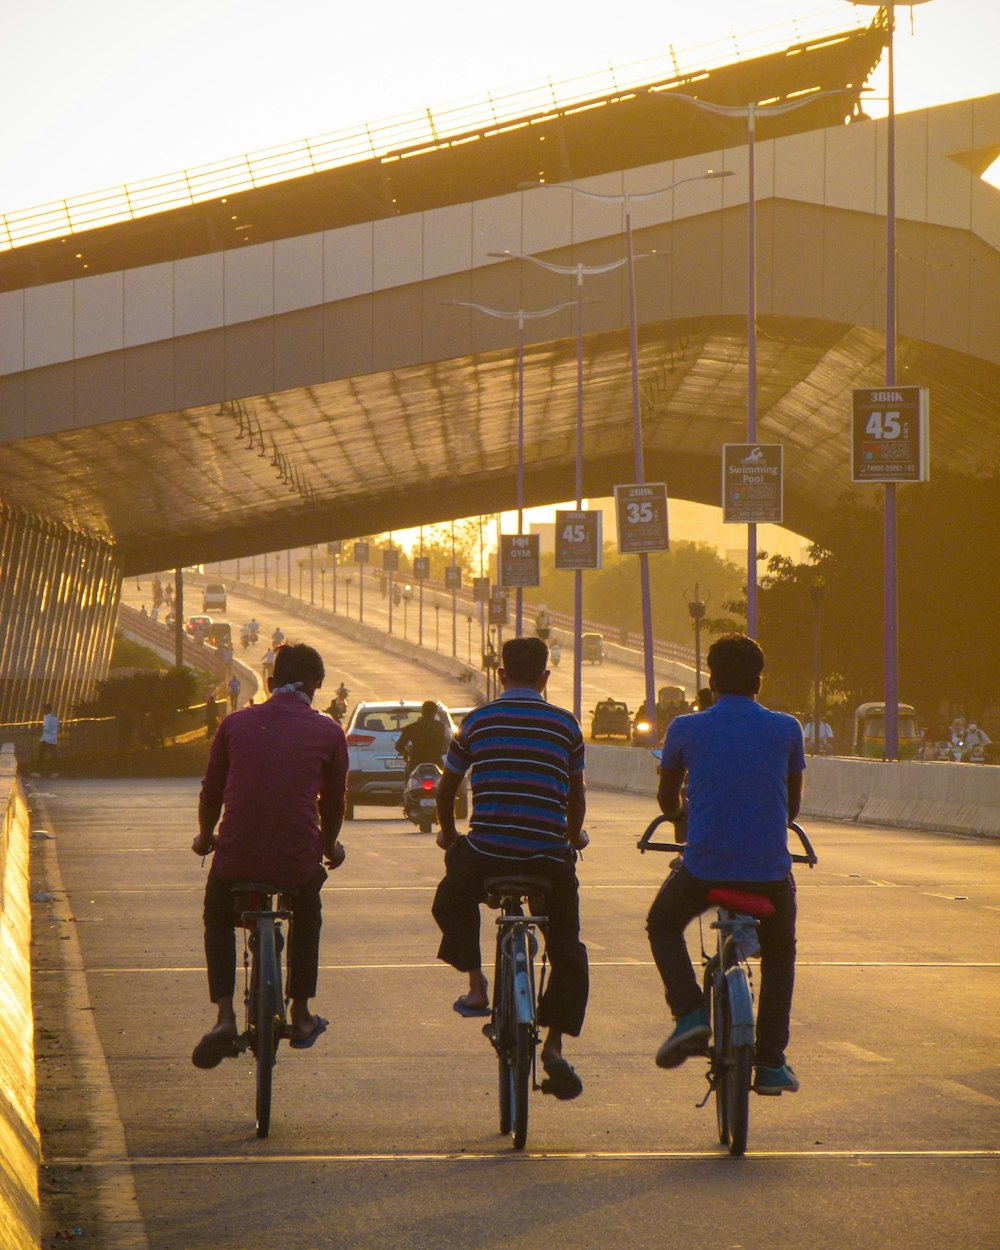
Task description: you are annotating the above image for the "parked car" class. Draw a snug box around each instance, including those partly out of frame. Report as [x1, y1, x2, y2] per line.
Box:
[202, 583, 227, 612]
[344, 700, 467, 820]
[590, 699, 631, 742]
[581, 632, 604, 664]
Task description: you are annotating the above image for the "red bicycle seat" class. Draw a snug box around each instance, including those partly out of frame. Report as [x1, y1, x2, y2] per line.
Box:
[707, 888, 775, 918]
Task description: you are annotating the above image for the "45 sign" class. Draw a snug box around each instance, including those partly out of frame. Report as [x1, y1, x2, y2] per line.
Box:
[851, 387, 929, 483]
[554, 510, 603, 569]
[614, 483, 670, 554]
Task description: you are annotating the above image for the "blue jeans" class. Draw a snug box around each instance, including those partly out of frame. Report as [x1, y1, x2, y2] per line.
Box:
[646, 863, 797, 1069]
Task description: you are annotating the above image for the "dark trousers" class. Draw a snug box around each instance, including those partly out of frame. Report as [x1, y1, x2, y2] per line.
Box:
[203, 865, 326, 1003]
[432, 837, 589, 1037]
[646, 864, 797, 1069]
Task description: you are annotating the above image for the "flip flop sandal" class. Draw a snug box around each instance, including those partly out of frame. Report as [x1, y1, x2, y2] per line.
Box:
[289, 1016, 329, 1050]
[191, 1030, 239, 1069]
[540, 1057, 584, 1100]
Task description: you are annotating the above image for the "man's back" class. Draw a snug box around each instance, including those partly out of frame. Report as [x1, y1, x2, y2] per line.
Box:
[397, 716, 446, 764]
[201, 694, 348, 886]
[662, 695, 804, 881]
[448, 691, 584, 860]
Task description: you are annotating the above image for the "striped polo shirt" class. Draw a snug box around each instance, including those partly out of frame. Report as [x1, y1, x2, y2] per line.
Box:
[445, 687, 585, 861]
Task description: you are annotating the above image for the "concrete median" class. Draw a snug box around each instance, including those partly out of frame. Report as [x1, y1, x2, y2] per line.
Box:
[584, 743, 1000, 838]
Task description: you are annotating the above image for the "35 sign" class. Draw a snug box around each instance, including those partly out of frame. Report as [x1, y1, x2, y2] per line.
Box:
[614, 483, 670, 554]
[554, 510, 602, 570]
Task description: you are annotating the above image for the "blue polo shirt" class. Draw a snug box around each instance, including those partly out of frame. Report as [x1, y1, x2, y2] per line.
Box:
[660, 695, 806, 881]
[444, 687, 585, 861]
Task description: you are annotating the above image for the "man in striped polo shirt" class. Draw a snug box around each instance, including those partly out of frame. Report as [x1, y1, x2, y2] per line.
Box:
[433, 636, 589, 1100]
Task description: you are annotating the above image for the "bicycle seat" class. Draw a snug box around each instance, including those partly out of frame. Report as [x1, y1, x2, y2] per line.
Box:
[706, 888, 775, 918]
[484, 875, 550, 910]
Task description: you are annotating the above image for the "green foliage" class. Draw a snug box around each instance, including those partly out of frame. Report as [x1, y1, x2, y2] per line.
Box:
[108, 629, 164, 671]
[74, 666, 203, 720]
[757, 471, 1000, 723]
[521, 540, 745, 646]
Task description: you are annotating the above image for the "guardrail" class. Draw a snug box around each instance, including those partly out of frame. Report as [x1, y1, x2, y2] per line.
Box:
[0, 9, 865, 251]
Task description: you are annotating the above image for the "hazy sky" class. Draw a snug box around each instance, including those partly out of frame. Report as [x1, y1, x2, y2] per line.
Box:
[2, 1, 997, 212]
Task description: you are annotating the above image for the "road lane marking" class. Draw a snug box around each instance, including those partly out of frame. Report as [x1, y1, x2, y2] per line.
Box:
[48, 1148, 1000, 1167]
[826, 1041, 893, 1063]
[34, 959, 1000, 975]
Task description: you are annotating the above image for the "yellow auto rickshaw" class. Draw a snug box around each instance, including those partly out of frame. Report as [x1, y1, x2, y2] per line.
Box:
[853, 702, 920, 759]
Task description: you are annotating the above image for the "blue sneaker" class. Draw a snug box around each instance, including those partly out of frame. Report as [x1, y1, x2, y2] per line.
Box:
[753, 1063, 800, 1095]
[655, 1008, 711, 1069]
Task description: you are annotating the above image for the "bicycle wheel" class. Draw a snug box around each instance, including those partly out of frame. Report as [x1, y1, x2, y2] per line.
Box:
[253, 922, 281, 1139]
[719, 963, 754, 1157]
[711, 978, 730, 1146]
[496, 963, 513, 1136]
[509, 1018, 531, 1150]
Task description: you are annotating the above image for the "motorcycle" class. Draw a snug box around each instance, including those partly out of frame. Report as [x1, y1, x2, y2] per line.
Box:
[403, 763, 443, 833]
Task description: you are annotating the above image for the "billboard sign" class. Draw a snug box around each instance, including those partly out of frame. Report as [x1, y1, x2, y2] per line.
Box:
[614, 483, 670, 554]
[499, 534, 541, 587]
[554, 510, 603, 569]
[851, 387, 929, 482]
[722, 444, 784, 524]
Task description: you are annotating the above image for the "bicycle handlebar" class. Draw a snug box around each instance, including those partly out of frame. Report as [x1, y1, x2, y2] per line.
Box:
[637, 814, 818, 867]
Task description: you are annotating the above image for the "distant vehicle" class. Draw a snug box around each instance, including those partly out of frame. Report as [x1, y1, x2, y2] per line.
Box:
[853, 702, 920, 759]
[184, 614, 212, 637]
[581, 632, 604, 664]
[205, 621, 232, 649]
[344, 700, 466, 820]
[449, 707, 476, 727]
[590, 699, 632, 742]
[402, 763, 444, 834]
[202, 583, 227, 612]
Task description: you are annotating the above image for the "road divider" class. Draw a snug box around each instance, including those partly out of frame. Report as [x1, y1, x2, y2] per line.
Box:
[584, 744, 1000, 838]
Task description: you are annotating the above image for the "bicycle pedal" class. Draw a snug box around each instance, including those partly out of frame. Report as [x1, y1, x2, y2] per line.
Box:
[481, 1022, 497, 1043]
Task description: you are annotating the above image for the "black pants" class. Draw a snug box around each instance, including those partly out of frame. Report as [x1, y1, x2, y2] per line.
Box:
[432, 837, 589, 1037]
[646, 864, 797, 1069]
[203, 865, 326, 1003]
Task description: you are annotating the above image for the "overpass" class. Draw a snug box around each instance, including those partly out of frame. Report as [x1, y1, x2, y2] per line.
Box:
[1, 12, 999, 722]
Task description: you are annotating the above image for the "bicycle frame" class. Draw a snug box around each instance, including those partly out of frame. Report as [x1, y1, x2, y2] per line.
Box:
[484, 877, 549, 1151]
[638, 816, 817, 1154]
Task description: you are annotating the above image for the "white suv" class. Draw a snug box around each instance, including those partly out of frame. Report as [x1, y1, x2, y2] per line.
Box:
[344, 700, 466, 819]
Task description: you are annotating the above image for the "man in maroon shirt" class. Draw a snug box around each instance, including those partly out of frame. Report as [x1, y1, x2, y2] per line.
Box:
[191, 643, 349, 1068]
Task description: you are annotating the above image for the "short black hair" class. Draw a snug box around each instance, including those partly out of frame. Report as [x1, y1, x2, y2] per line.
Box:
[273, 642, 325, 687]
[421, 700, 438, 717]
[501, 636, 548, 683]
[707, 633, 764, 696]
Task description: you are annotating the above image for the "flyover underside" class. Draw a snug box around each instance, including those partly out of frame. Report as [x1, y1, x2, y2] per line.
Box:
[1, 200, 998, 574]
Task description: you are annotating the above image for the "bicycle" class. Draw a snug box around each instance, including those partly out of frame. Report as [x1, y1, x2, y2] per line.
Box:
[638, 816, 817, 1156]
[229, 882, 297, 1139]
[482, 874, 550, 1151]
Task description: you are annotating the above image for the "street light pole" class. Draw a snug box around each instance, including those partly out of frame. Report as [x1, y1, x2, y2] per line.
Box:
[650, 90, 854, 639]
[444, 297, 578, 636]
[488, 249, 626, 722]
[523, 171, 732, 728]
[686, 585, 707, 694]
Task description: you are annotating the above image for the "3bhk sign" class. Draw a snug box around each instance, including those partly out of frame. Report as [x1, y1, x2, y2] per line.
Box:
[851, 387, 929, 482]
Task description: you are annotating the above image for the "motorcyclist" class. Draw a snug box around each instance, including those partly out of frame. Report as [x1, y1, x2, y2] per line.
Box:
[550, 638, 562, 667]
[395, 700, 448, 782]
[535, 604, 552, 641]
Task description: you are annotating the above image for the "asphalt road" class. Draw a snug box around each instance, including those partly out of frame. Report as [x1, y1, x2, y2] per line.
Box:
[122, 576, 654, 736]
[28, 777, 999, 1250]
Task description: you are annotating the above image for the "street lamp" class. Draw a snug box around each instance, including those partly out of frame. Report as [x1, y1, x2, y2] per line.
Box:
[521, 170, 732, 730]
[488, 248, 630, 724]
[840, 0, 932, 757]
[444, 296, 578, 636]
[685, 584, 708, 695]
[648, 91, 853, 641]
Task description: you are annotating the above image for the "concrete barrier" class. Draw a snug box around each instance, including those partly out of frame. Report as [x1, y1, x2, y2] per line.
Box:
[0, 745, 41, 1249]
[584, 743, 1000, 838]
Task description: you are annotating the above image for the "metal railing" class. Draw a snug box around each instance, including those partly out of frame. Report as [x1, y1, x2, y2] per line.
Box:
[0, 8, 866, 252]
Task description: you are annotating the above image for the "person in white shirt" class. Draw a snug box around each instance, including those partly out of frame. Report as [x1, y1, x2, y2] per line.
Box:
[801, 717, 834, 753]
[38, 705, 60, 776]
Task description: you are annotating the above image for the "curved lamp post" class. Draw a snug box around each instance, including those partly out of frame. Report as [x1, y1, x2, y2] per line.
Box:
[487, 248, 627, 722]
[649, 89, 855, 641]
[443, 297, 578, 636]
[518, 170, 732, 729]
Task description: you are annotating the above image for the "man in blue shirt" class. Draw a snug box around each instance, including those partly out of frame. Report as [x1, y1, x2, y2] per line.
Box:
[433, 636, 589, 1100]
[648, 633, 806, 1094]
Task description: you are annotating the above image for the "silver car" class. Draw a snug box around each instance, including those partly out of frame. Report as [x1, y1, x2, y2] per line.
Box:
[344, 700, 467, 819]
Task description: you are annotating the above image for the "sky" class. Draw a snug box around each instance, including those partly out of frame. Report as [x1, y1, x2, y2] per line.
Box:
[2, 1, 998, 212]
